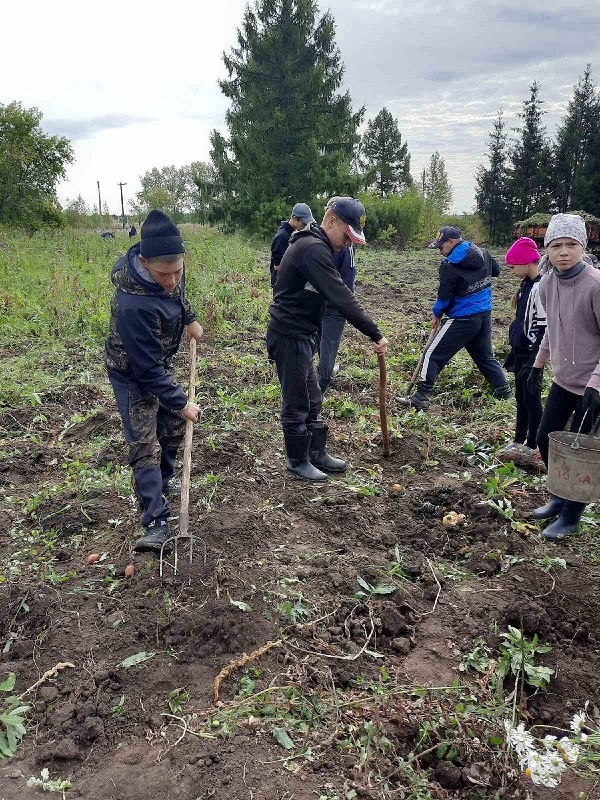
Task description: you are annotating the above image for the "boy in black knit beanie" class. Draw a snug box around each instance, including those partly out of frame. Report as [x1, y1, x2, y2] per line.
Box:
[105, 210, 203, 552]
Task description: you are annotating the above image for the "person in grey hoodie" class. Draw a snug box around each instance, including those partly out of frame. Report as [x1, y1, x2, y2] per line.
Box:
[528, 214, 600, 540]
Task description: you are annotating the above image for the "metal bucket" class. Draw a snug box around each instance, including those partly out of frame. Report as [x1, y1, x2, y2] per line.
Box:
[548, 428, 600, 503]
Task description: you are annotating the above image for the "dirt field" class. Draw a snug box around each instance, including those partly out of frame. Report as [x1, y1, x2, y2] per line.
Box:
[1, 232, 599, 799]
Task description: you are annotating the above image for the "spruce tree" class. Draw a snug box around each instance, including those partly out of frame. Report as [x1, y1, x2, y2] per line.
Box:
[509, 81, 552, 220]
[554, 64, 600, 213]
[211, 0, 363, 227]
[360, 108, 412, 197]
[422, 152, 453, 214]
[475, 110, 512, 243]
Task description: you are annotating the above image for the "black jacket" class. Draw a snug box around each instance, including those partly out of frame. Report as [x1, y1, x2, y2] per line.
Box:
[105, 244, 197, 410]
[270, 220, 294, 287]
[508, 275, 546, 355]
[268, 225, 382, 341]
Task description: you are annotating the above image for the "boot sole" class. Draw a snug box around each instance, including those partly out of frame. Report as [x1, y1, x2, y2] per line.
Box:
[133, 539, 172, 553]
[286, 469, 328, 483]
[543, 528, 576, 541]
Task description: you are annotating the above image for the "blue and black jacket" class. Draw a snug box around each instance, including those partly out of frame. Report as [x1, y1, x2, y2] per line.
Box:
[432, 241, 501, 319]
[104, 244, 197, 410]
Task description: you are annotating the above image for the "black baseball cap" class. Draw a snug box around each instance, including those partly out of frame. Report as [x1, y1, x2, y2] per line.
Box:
[428, 226, 462, 249]
[329, 197, 367, 245]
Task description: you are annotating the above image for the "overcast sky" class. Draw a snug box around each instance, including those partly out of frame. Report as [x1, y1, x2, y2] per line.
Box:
[2, 0, 598, 214]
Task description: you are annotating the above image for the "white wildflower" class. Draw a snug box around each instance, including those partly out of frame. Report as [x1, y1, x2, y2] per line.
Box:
[570, 709, 587, 734]
[557, 737, 580, 764]
[505, 720, 536, 766]
[526, 750, 567, 788]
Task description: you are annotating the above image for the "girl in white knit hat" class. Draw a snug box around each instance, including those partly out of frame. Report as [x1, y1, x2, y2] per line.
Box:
[528, 214, 600, 540]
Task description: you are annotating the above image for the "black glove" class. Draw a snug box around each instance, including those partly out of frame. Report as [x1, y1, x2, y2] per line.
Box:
[516, 353, 537, 382]
[526, 366, 544, 394]
[503, 351, 516, 372]
[581, 386, 600, 418]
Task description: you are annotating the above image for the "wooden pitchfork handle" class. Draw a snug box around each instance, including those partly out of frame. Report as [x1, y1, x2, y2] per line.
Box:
[377, 353, 390, 457]
[179, 338, 197, 568]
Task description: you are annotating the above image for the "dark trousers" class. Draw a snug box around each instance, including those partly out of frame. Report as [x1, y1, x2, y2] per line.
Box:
[513, 353, 543, 448]
[419, 312, 507, 391]
[536, 382, 596, 467]
[266, 329, 322, 434]
[537, 381, 599, 510]
[109, 370, 185, 526]
[316, 304, 346, 392]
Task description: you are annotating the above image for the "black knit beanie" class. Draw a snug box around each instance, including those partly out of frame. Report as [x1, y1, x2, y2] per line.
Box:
[140, 210, 185, 258]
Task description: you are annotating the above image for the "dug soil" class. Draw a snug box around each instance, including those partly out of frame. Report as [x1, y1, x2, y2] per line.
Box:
[1, 251, 599, 800]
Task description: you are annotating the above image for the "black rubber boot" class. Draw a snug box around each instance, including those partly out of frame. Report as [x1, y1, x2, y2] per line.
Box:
[161, 447, 179, 497]
[308, 424, 346, 473]
[134, 519, 171, 553]
[409, 382, 432, 412]
[492, 383, 512, 400]
[543, 501, 585, 541]
[284, 432, 328, 482]
[532, 495, 564, 520]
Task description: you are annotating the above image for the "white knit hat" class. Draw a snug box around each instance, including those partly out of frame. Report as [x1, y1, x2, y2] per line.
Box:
[544, 213, 588, 247]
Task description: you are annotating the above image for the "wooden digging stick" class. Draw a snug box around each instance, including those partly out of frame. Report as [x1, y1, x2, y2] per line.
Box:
[176, 338, 197, 573]
[377, 353, 390, 457]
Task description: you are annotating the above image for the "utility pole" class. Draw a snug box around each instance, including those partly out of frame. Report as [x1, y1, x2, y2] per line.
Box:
[97, 181, 103, 228]
[118, 182, 127, 229]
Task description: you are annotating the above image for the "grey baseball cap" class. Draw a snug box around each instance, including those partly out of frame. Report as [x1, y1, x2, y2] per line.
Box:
[291, 202, 316, 225]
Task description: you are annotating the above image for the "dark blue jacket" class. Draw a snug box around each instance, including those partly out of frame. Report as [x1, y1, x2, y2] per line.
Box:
[105, 244, 197, 410]
[270, 221, 294, 287]
[332, 246, 355, 292]
[432, 241, 500, 318]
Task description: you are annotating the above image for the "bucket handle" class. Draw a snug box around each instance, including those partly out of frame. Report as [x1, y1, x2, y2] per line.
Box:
[571, 409, 600, 450]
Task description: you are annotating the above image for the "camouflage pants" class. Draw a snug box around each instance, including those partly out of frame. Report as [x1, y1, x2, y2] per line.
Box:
[108, 371, 186, 525]
[108, 371, 186, 470]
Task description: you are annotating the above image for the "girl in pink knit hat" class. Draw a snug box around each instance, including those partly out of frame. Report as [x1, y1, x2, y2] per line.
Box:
[497, 237, 546, 469]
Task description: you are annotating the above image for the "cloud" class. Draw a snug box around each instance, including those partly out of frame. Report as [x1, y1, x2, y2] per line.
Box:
[43, 114, 155, 140]
[2, 0, 599, 213]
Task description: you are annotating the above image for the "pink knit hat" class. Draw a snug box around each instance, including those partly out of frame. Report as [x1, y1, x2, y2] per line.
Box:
[505, 237, 541, 266]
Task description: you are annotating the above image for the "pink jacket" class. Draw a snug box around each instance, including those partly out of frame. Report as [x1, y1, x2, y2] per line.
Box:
[535, 265, 600, 395]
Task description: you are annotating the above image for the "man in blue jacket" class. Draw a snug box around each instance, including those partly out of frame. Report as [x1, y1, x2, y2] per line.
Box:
[269, 203, 316, 287]
[105, 211, 203, 552]
[409, 226, 510, 411]
[317, 196, 356, 394]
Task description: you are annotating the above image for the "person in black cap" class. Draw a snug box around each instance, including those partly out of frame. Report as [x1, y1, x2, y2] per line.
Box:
[105, 210, 204, 552]
[407, 226, 510, 411]
[269, 203, 316, 288]
[267, 197, 388, 481]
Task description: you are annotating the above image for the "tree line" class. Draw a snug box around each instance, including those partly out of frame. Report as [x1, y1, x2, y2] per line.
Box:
[0, 0, 452, 240]
[2, 0, 598, 242]
[476, 65, 600, 243]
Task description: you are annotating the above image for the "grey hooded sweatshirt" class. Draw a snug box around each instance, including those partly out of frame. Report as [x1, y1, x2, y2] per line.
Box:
[534, 262, 600, 395]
